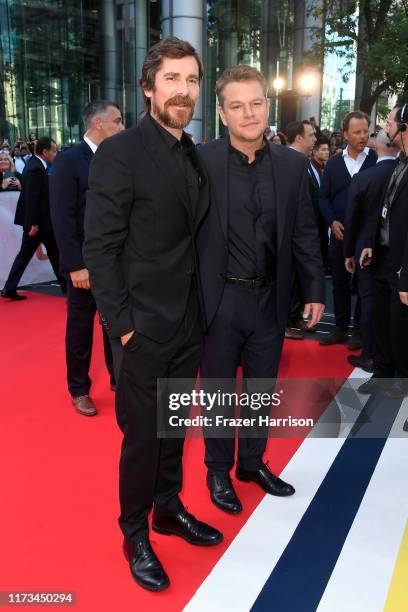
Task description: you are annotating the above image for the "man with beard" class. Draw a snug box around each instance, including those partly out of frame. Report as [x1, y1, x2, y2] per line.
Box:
[83, 38, 222, 592]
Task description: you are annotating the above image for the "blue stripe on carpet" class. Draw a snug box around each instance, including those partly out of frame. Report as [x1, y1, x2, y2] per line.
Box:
[251, 393, 402, 612]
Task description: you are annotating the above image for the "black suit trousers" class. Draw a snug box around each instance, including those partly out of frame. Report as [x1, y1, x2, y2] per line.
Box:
[200, 283, 284, 474]
[65, 277, 115, 396]
[372, 248, 408, 378]
[4, 229, 66, 292]
[329, 235, 360, 331]
[114, 285, 202, 543]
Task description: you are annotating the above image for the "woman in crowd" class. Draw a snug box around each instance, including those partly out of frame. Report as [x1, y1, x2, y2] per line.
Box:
[0, 153, 22, 192]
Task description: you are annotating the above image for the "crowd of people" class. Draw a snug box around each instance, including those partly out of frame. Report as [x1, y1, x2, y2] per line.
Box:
[1, 36, 407, 593]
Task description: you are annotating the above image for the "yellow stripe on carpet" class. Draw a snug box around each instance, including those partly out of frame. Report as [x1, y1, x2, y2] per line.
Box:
[384, 521, 408, 611]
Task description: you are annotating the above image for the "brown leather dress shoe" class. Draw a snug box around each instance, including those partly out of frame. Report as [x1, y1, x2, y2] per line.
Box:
[71, 395, 97, 416]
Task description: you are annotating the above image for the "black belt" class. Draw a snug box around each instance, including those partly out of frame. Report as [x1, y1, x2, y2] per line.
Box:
[225, 276, 270, 289]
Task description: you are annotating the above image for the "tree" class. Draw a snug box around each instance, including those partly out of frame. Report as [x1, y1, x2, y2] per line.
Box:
[307, 0, 408, 114]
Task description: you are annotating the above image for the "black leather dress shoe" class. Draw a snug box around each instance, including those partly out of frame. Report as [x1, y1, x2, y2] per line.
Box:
[152, 508, 223, 546]
[207, 472, 242, 514]
[1, 289, 27, 301]
[236, 463, 295, 496]
[384, 381, 408, 399]
[348, 332, 362, 351]
[123, 538, 169, 592]
[319, 329, 348, 346]
[358, 377, 389, 395]
[347, 355, 374, 372]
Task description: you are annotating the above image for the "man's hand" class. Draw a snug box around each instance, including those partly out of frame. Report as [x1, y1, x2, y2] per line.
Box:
[359, 248, 372, 268]
[303, 303, 325, 328]
[121, 331, 135, 346]
[28, 225, 39, 237]
[70, 268, 90, 290]
[331, 220, 344, 241]
[399, 292, 408, 306]
[345, 256, 355, 274]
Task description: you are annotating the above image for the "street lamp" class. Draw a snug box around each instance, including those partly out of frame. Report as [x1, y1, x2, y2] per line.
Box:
[272, 77, 285, 126]
[299, 72, 317, 97]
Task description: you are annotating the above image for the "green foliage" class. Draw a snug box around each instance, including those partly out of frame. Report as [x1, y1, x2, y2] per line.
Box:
[307, 0, 408, 109]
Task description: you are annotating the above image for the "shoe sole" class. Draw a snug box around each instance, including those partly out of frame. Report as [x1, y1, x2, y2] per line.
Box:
[151, 524, 223, 546]
[210, 495, 242, 514]
[73, 406, 97, 416]
[122, 545, 170, 592]
[71, 399, 97, 416]
[236, 474, 296, 496]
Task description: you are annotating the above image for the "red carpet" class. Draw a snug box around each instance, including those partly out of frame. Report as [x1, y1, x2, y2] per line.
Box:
[0, 293, 353, 610]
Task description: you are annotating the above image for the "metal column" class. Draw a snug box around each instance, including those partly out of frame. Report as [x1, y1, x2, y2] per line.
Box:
[161, 0, 205, 142]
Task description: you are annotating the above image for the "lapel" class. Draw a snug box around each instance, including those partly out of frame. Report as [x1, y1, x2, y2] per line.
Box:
[190, 147, 210, 231]
[393, 160, 408, 203]
[359, 149, 376, 173]
[139, 114, 192, 218]
[80, 140, 94, 164]
[201, 137, 229, 239]
[308, 162, 320, 189]
[267, 142, 286, 251]
[339, 155, 352, 183]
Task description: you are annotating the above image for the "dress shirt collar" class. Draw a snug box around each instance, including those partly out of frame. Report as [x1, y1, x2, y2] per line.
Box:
[35, 155, 47, 170]
[377, 156, 397, 163]
[83, 135, 98, 153]
[148, 113, 194, 151]
[228, 137, 268, 165]
[342, 145, 370, 159]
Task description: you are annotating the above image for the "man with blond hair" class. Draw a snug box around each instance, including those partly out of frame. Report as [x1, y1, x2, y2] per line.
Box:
[196, 65, 325, 514]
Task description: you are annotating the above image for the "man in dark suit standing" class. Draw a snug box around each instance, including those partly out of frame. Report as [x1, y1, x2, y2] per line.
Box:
[343, 130, 399, 372]
[309, 137, 330, 272]
[197, 65, 325, 514]
[358, 106, 408, 411]
[319, 111, 377, 346]
[83, 38, 222, 592]
[284, 119, 317, 339]
[1, 137, 65, 300]
[50, 101, 124, 417]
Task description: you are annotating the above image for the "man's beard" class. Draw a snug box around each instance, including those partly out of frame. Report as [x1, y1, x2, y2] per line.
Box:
[152, 94, 194, 129]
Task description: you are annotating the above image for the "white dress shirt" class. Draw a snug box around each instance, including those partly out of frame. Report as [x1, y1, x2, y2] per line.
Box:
[83, 135, 98, 154]
[342, 146, 370, 177]
[13, 157, 25, 174]
[35, 155, 47, 170]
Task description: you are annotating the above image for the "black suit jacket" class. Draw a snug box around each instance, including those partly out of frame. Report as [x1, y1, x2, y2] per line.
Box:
[308, 163, 320, 213]
[14, 156, 52, 232]
[83, 114, 209, 341]
[362, 159, 408, 291]
[344, 159, 397, 259]
[196, 138, 325, 329]
[50, 140, 94, 273]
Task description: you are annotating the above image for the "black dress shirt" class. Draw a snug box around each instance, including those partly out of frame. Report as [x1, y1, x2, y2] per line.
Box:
[227, 141, 276, 278]
[149, 114, 199, 218]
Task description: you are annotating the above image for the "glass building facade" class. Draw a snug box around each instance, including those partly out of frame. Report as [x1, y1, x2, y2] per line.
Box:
[0, 0, 356, 146]
[0, 0, 100, 145]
